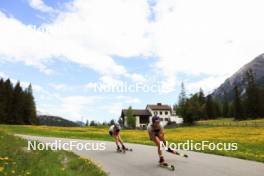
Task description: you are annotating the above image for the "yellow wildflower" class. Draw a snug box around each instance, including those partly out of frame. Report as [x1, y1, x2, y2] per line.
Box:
[0, 167, 4, 172]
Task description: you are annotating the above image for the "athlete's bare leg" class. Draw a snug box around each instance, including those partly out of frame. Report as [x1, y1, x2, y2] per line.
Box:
[153, 136, 163, 158]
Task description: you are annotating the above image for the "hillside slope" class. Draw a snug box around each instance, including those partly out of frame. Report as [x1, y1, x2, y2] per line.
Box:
[212, 54, 264, 100]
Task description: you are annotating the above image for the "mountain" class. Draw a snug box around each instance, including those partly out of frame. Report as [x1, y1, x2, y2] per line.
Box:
[211, 54, 264, 100]
[37, 115, 80, 127]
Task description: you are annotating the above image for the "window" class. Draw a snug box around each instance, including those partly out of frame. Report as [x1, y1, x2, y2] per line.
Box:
[160, 111, 163, 115]
[165, 111, 168, 115]
[165, 118, 169, 121]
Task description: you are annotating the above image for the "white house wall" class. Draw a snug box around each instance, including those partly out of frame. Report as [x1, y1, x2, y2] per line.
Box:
[123, 105, 183, 128]
[135, 116, 140, 127]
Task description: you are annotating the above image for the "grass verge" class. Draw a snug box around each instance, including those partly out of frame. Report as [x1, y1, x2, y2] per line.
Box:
[0, 129, 106, 176]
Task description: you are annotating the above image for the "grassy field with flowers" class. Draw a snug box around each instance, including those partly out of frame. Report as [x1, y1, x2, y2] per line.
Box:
[196, 118, 264, 127]
[0, 129, 106, 176]
[1, 124, 264, 163]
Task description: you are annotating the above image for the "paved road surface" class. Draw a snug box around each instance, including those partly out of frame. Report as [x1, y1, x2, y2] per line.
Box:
[16, 134, 264, 176]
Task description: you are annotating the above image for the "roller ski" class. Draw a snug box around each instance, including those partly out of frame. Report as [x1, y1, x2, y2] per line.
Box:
[167, 148, 188, 158]
[116, 148, 125, 153]
[116, 146, 132, 153]
[159, 157, 175, 171]
[123, 147, 133, 152]
[159, 162, 175, 171]
[116, 146, 125, 153]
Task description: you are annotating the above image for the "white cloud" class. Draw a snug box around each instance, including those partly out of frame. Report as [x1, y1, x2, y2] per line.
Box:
[60, 96, 102, 118]
[28, 0, 55, 13]
[129, 73, 146, 83]
[116, 95, 141, 104]
[2, 0, 264, 94]
[0, 72, 7, 78]
[38, 95, 103, 121]
[84, 75, 127, 93]
[151, 0, 264, 92]
[100, 95, 141, 117]
[49, 83, 69, 91]
[0, 0, 152, 78]
[37, 94, 141, 121]
[186, 75, 228, 95]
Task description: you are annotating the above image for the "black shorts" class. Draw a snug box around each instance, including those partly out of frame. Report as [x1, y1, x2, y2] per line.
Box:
[154, 132, 160, 137]
[153, 129, 160, 137]
[109, 131, 113, 136]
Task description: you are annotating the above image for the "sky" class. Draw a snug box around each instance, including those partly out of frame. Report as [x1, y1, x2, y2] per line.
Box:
[0, 0, 264, 123]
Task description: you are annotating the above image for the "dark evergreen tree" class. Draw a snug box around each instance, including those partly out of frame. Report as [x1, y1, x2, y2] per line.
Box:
[198, 88, 206, 105]
[3, 79, 13, 124]
[205, 95, 215, 119]
[176, 82, 187, 117]
[259, 88, 264, 116]
[0, 78, 5, 123]
[85, 120, 89, 126]
[90, 120, 97, 126]
[126, 106, 135, 128]
[244, 69, 259, 118]
[222, 91, 229, 117]
[213, 98, 222, 118]
[234, 86, 244, 120]
[23, 84, 38, 124]
[228, 102, 234, 117]
[0, 79, 38, 124]
[11, 82, 24, 124]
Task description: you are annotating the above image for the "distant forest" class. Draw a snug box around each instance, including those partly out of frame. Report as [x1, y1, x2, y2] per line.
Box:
[0, 78, 38, 125]
[175, 69, 264, 124]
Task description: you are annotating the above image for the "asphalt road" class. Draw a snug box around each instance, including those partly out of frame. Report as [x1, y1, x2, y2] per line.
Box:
[16, 134, 264, 176]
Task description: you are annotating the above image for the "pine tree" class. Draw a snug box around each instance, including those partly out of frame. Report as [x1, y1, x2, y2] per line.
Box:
[11, 82, 24, 124]
[245, 69, 259, 119]
[126, 106, 135, 128]
[0, 78, 5, 123]
[0, 79, 38, 124]
[23, 84, 38, 124]
[213, 98, 222, 118]
[234, 86, 244, 120]
[90, 120, 97, 126]
[206, 95, 215, 119]
[259, 88, 264, 116]
[179, 82, 187, 103]
[176, 82, 187, 117]
[85, 120, 89, 126]
[222, 91, 229, 117]
[228, 102, 234, 117]
[3, 79, 13, 124]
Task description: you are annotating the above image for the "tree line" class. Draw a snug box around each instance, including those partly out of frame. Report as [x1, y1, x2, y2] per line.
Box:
[175, 69, 264, 124]
[0, 78, 38, 125]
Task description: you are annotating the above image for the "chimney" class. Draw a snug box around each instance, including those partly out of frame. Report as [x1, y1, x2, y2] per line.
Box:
[157, 103, 162, 106]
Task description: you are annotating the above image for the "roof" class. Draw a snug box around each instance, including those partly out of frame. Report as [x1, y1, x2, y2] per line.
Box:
[121, 109, 151, 116]
[146, 103, 171, 110]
